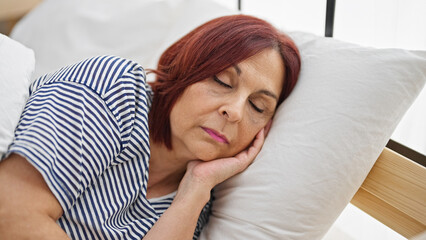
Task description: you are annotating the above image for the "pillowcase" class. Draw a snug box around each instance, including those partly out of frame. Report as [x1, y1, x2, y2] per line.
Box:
[11, 0, 235, 81]
[10, 0, 426, 239]
[199, 33, 426, 239]
[0, 34, 35, 158]
[11, 0, 181, 78]
[149, 0, 236, 75]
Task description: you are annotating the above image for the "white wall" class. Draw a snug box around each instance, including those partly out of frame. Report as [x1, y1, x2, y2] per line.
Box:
[334, 0, 426, 50]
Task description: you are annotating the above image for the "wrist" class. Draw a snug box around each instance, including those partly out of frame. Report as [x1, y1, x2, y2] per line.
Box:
[174, 174, 211, 209]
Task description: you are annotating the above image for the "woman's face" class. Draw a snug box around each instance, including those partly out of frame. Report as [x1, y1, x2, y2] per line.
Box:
[170, 48, 285, 161]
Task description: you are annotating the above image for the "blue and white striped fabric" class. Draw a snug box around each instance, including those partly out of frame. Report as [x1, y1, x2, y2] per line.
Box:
[6, 56, 210, 239]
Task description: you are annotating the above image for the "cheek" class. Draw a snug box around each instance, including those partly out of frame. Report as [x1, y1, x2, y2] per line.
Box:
[230, 123, 263, 154]
[170, 100, 187, 130]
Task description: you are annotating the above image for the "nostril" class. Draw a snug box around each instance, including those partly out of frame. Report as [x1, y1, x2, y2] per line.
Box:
[222, 110, 229, 118]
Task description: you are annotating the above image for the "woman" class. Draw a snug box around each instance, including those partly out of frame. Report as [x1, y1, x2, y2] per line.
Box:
[0, 15, 300, 239]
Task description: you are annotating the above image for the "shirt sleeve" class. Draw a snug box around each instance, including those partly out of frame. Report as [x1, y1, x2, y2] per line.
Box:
[6, 56, 146, 211]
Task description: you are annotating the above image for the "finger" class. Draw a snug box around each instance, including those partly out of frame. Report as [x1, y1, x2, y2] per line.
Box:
[245, 128, 265, 160]
[253, 127, 265, 148]
[264, 119, 273, 137]
[231, 128, 266, 174]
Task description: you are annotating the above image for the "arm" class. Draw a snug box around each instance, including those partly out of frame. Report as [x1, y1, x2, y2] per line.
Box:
[0, 154, 69, 239]
[0, 56, 148, 239]
[144, 127, 267, 239]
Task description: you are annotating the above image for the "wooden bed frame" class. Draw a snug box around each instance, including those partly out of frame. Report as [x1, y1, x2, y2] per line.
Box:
[352, 143, 425, 239]
[1, 0, 425, 238]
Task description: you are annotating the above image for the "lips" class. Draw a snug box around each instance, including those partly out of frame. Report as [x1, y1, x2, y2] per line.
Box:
[202, 127, 229, 144]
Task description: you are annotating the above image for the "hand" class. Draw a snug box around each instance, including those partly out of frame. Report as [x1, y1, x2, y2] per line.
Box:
[175, 124, 268, 203]
[147, 123, 270, 240]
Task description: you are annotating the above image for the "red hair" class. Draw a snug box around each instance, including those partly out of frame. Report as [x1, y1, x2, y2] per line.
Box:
[148, 14, 301, 149]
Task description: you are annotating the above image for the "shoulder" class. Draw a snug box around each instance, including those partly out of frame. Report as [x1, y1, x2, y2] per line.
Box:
[28, 55, 151, 154]
[30, 55, 147, 98]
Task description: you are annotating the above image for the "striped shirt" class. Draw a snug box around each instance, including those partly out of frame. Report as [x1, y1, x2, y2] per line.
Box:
[6, 56, 210, 239]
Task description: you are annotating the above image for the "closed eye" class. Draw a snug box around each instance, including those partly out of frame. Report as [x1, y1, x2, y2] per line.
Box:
[249, 100, 264, 113]
[213, 75, 232, 88]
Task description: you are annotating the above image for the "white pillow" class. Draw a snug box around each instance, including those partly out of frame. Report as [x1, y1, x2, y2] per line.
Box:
[0, 34, 35, 158]
[149, 0, 236, 75]
[11, 0, 183, 78]
[10, 0, 426, 239]
[199, 33, 426, 239]
[11, 0, 235, 81]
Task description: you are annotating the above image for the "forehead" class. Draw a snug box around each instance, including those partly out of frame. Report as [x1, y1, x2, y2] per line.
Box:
[237, 49, 285, 97]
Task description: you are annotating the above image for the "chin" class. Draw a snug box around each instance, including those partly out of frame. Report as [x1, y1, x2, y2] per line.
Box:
[193, 145, 242, 161]
[189, 144, 225, 161]
[195, 151, 221, 161]
[187, 137, 250, 161]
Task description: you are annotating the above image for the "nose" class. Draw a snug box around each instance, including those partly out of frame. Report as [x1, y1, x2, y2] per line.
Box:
[219, 97, 245, 123]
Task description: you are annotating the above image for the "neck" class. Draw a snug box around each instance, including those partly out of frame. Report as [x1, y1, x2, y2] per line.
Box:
[147, 138, 188, 198]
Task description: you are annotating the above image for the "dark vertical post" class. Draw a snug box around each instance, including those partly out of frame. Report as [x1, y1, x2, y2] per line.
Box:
[238, 0, 242, 11]
[325, 0, 336, 37]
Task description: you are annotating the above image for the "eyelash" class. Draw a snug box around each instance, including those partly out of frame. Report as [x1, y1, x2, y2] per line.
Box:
[250, 101, 264, 113]
[213, 75, 264, 113]
[213, 75, 232, 88]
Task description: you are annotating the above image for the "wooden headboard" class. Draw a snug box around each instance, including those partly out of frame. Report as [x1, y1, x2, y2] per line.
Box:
[0, 0, 42, 35]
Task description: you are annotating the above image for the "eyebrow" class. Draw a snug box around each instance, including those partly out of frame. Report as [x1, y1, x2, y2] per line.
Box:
[258, 90, 278, 100]
[233, 65, 242, 76]
[233, 64, 278, 101]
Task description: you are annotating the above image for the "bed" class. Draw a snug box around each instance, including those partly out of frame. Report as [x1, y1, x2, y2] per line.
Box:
[0, 0, 425, 239]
